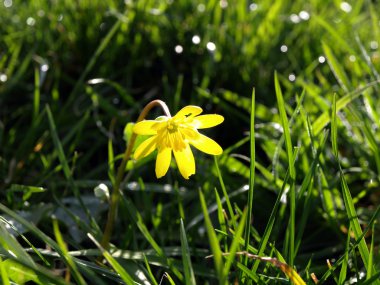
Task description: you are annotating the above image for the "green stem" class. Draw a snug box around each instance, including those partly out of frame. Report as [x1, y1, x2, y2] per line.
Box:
[100, 99, 171, 249]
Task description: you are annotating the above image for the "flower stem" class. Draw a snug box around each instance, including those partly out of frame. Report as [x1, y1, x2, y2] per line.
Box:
[100, 100, 171, 249]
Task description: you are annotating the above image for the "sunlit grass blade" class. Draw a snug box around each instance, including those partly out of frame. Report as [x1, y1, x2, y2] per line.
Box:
[180, 219, 196, 285]
[366, 222, 375, 281]
[214, 156, 235, 229]
[331, 94, 338, 157]
[244, 88, 255, 263]
[53, 218, 86, 285]
[331, 97, 380, 283]
[0, 257, 11, 285]
[143, 255, 159, 285]
[63, 19, 122, 111]
[338, 225, 350, 284]
[274, 71, 295, 266]
[199, 189, 225, 284]
[311, 80, 380, 136]
[322, 42, 351, 92]
[0, 203, 93, 284]
[214, 188, 228, 249]
[87, 233, 135, 285]
[122, 196, 183, 281]
[46, 105, 86, 206]
[223, 208, 247, 279]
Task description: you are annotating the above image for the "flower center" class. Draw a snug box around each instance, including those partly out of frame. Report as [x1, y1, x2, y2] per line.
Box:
[167, 120, 179, 133]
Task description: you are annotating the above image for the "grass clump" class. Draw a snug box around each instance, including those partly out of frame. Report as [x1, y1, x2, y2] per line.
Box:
[1, 0, 380, 284]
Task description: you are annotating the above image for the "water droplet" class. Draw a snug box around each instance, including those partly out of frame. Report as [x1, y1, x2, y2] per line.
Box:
[340, 2, 352, 13]
[128, 182, 139, 190]
[112, 97, 120, 104]
[299, 10, 310, 20]
[3, 0, 12, 8]
[192, 35, 201, 45]
[280, 45, 288, 53]
[37, 10, 45, 17]
[318, 56, 326, 63]
[290, 14, 301, 23]
[249, 3, 258, 11]
[41, 64, 49, 72]
[94, 183, 110, 200]
[219, 0, 228, 8]
[174, 45, 183, 54]
[370, 41, 378, 50]
[206, 42, 216, 52]
[163, 184, 172, 192]
[197, 3, 206, 12]
[57, 14, 63, 21]
[0, 73, 7, 82]
[288, 73, 296, 82]
[26, 17, 36, 26]
[349, 55, 356, 62]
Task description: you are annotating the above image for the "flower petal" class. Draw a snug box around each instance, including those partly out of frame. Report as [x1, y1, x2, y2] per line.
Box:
[191, 114, 224, 129]
[156, 147, 172, 178]
[173, 144, 195, 179]
[189, 133, 223, 155]
[134, 136, 157, 159]
[174, 105, 203, 120]
[133, 120, 158, 135]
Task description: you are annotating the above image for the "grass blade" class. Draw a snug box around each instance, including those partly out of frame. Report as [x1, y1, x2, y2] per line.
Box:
[244, 88, 255, 263]
[274, 72, 295, 266]
[180, 219, 196, 285]
[87, 233, 135, 285]
[52, 218, 86, 285]
[199, 189, 225, 284]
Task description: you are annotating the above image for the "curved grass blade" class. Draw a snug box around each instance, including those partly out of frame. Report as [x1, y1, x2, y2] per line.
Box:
[53, 218, 86, 285]
[87, 233, 136, 285]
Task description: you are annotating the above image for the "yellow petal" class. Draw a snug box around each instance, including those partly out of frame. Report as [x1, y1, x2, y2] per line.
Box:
[191, 114, 224, 129]
[190, 133, 223, 155]
[156, 147, 172, 178]
[134, 136, 157, 159]
[174, 105, 203, 120]
[133, 120, 158, 135]
[173, 144, 195, 179]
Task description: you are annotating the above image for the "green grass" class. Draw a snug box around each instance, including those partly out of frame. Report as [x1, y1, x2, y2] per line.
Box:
[1, 0, 380, 284]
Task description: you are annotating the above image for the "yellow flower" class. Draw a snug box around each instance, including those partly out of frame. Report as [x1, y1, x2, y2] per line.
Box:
[133, 105, 224, 179]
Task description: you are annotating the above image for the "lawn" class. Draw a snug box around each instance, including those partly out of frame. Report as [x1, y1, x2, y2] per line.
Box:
[1, 0, 380, 284]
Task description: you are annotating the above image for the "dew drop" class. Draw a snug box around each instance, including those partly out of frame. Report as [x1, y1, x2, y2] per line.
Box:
[192, 35, 201, 45]
[219, 0, 228, 8]
[340, 2, 352, 13]
[37, 10, 45, 17]
[26, 17, 36, 26]
[349, 55, 356, 62]
[206, 42, 216, 52]
[0, 73, 7, 82]
[318, 56, 326, 63]
[299, 10, 310, 20]
[197, 3, 205, 12]
[280, 45, 288, 53]
[174, 45, 183, 54]
[249, 3, 258, 11]
[290, 14, 300, 23]
[41, 64, 49, 72]
[370, 41, 378, 50]
[288, 73, 296, 82]
[4, 0, 12, 8]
